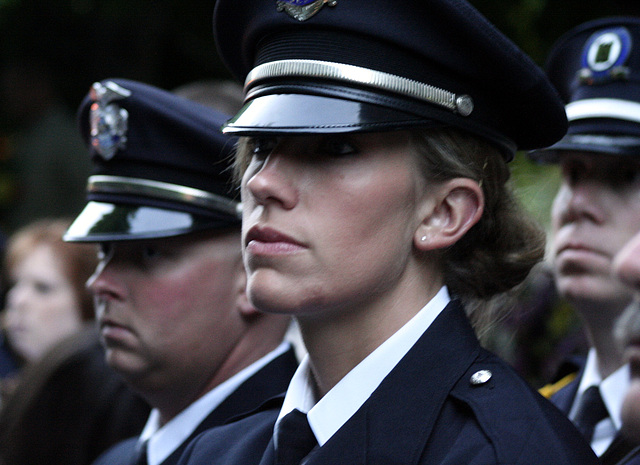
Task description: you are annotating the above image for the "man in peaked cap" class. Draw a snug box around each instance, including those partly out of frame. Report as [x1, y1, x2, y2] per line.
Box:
[173, 1, 601, 465]
[530, 17, 640, 465]
[64, 78, 298, 465]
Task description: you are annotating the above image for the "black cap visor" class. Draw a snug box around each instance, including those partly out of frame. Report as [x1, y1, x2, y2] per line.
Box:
[64, 201, 236, 242]
[529, 118, 640, 163]
[222, 89, 517, 160]
[222, 93, 438, 136]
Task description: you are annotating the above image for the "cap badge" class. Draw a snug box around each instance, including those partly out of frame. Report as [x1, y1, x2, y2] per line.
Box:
[276, 0, 337, 21]
[579, 27, 632, 85]
[89, 81, 131, 160]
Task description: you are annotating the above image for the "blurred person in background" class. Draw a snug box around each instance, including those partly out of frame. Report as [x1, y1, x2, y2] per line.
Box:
[2, 218, 95, 376]
[530, 17, 640, 464]
[172, 79, 245, 115]
[0, 217, 149, 465]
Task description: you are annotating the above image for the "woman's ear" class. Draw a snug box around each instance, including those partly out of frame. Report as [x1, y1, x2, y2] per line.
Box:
[414, 178, 484, 251]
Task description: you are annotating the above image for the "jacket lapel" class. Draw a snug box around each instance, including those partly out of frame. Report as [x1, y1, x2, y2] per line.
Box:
[305, 300, 480, 465]
[550, 373, 581, 414]
[213, 347, 298, 425]
[164, 348, 297, 465]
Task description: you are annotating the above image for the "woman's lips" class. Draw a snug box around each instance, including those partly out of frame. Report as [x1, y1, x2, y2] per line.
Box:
[245, 225, 306, 255]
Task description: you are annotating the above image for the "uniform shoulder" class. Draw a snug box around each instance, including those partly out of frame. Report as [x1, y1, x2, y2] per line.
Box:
[449, 349, 598, 465]
[539, 372, 578, 398]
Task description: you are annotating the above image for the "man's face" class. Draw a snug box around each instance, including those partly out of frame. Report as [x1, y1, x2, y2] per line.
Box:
[551, 151, 640, 312]
[88, 229, 247, 403]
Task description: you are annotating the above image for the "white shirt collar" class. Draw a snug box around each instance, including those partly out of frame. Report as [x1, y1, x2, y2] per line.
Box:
[571, 348, 630, 455]
[140, 341, 291, 465]
[276, 287, 450, 447]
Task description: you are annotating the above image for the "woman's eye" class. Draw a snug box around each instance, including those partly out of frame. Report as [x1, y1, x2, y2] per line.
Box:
[320, 138, 358, 157]
[251, 137, 278, 157]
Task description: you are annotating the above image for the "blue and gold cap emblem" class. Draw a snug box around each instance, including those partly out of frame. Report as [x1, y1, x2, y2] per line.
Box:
[579, 27, 632, 84]
[528, 18, 640, 162]
[88, 81, 131, 160]
[276, 0, 336, 21]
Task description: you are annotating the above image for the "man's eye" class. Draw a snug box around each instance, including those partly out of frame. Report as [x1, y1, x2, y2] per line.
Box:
[97, 243, 112, 262]
[619, 166, 640, 185]
[142, 246, 162, 261]
[600, 162, 640, 188]
[561, 160, 584, 185]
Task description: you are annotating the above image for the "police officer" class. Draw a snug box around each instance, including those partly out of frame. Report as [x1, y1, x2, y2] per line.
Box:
[64, 79, 298, 465]
[530, 17, 640, 464]
[175, 0, 599, 464]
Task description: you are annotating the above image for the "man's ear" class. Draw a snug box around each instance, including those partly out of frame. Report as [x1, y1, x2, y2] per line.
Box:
[414, 178, 484, 251]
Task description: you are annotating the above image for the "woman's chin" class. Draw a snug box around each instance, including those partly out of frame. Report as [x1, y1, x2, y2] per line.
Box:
[248, 280, 328, 317]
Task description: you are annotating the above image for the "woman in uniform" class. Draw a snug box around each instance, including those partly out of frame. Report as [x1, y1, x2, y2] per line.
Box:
[176, 0, 600, 463]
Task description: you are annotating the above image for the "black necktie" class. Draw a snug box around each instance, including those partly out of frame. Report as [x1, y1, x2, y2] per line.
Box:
[132, 439, 148, 465]
[275, 409, 318, 465]
[573, 385, 609, 444]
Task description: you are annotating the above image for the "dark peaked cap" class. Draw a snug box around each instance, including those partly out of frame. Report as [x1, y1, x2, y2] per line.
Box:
[64, 78, 240, 243]
[529, 17, 640, 162]
[213, 0, 568, 160]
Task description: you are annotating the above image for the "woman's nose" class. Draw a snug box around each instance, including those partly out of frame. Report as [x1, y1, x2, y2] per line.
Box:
[244, 151, 298, 210]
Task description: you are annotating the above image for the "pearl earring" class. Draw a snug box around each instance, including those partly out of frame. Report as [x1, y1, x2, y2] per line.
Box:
[421, 235, 427, 241]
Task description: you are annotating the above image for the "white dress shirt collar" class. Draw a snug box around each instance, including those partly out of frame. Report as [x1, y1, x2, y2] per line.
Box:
[276, 287, 450, 447]
[571, 347, 630, 455]
[140, 341, 291, 465]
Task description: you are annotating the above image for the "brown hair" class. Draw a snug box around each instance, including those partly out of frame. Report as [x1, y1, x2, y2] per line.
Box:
[4, 219, 98, 322]
[409, 128, 546, 330]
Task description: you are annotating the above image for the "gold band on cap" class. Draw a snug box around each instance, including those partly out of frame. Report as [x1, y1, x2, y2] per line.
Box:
[245, 59, 474, 116]
[87, 175, 241, 218]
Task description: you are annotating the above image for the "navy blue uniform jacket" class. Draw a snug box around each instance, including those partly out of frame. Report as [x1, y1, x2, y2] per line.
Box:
[551, 367, 637, 465]
[92, 347, 298, 465]
[618, 447, 640, 465]
[176, 301, 598, 465]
